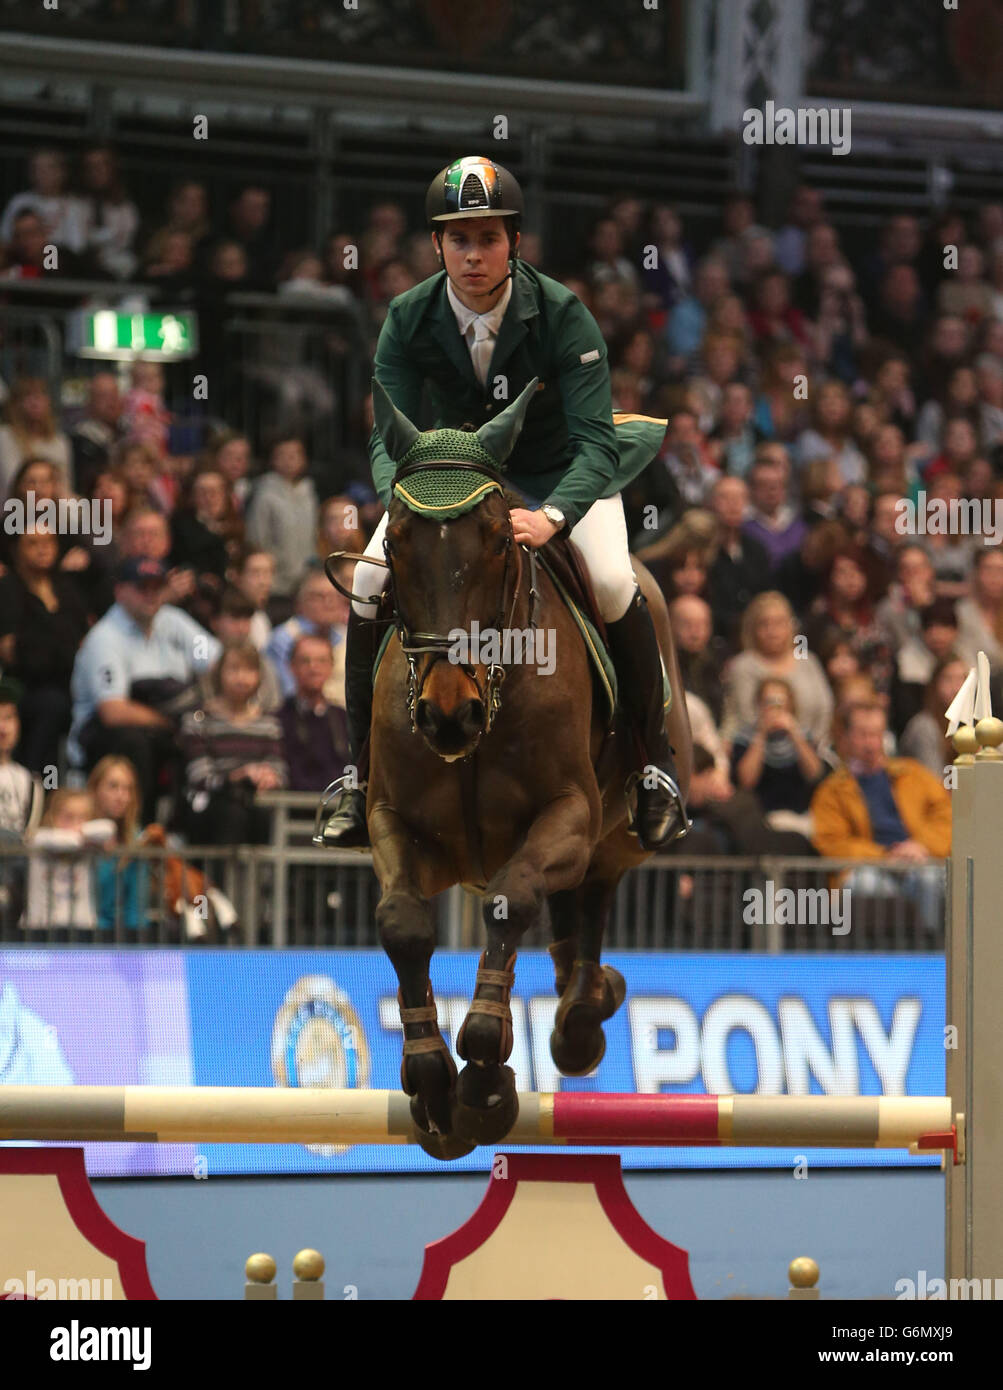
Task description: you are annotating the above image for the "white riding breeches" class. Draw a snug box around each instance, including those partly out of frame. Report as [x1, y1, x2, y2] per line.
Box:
[351, 493, 637, 623]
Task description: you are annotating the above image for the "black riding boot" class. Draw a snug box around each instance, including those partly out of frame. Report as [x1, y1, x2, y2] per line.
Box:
[314, 607, 377, 849]
[605, 587, 689, 850]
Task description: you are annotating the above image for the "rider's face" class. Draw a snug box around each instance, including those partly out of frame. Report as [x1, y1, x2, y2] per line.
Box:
[436, 219, 516, 306]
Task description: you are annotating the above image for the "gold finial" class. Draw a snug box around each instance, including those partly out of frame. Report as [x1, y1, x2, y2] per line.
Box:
[245, 1253, 277, 1284]
[293, 1248, 325, 1281]
[788, 1256, 819, 1289]
[975, 717, 1003, 759]
[952, 726, 978, 764]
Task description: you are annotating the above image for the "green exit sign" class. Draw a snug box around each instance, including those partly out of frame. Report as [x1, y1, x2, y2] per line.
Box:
[71, 310, 199, 361]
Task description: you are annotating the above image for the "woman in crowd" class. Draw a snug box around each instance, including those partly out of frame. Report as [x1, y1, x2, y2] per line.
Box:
[178, 642, 287, 846]
[111, 436, 175, 514]
[78, 144, 140, 280]
[0, 527, 90, 772]
[317, 494, 367, 565]
[730, 676, 832, 850]
[87, 755, 156, 933]
[795, 379, 868, 486]
[0, 378, 73, 498]
[209, 430, 254, 512]
[955, 546, 1003, 668]
[899, 655, 968, 777]
[170, 466, 245, 583]
[806, 545, 894, 698]
[753, 344, 812, 443]
[915, 364, 981, 452]
[721, 590, 834, 746]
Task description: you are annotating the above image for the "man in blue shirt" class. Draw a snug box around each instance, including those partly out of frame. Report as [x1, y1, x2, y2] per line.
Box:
[70, 557, 221, 820]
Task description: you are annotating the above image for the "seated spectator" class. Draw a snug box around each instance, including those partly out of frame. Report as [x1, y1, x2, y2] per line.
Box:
[876, 543, 936, 670]
[87, 755, 159, 933]
[669, 595, 726, 724]
[586, 216, 640, 290]
[231, 549, 275, 650]
[0, 210, 52, 283]
[278, 634, 351, 792]
[890, 600, 963, 735]
[705, 476, 770, 646]
[0, 527, 90, 772]
[640, 203, 692, 314]
[71, 373, 124, 498]
[919, 472, 976, 598]
[742, 452, 806, 572]
[730, 677, 832, 849]
[776, 517, 853, 622]
[78, 143, 140, 280]
[225, 184, 278, 288]
[899, 655, 968, 777]
[955, 547, 1003, 669]
[0, 377, 73, 499]
[318, 494, 366, 564]
[0, 679, 43, 837]
[23, 789, 114, 935]
[937, 245, 994, 326]
[795, 380, 868, 486]
[774, 185, 824, 278]
[122, 362, 171, 463]
[0, 147, 87, 258]
[688, 333, 745, 430]
[925, 417, 981, 483]
[799, 457, 843, 527]
[658, 409, 720, 507]
[120, 506, 195, 609]
[205, 588, 281, 712]
[684, 691, 727, 775]
[710, 194, 770, 287]
[868, 264, 928, 353]
[265, 567, 349, 705]
[170, 467, 245, 583]
[69, 557, 221, 822]
[810, 701, 950, 932]
[806, 546, 894, 698]
[747, 270, 810, 352]
[813, 260, 868, 384]
[208, 431, 253, 513]
[753, 345, 811, 443]
[707, 382, 764, 478]
[112, 437, 175, 515]
[665, 256, 730, 367]
[245, 436, 319, 618]
[178, 643, 287, 846]
[721, 591, 834, 747]
[668, 743, 821, 859]
[916, 365, 981, 452]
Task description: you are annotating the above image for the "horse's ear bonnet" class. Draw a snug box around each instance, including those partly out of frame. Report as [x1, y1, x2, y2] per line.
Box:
[374, 377, 539, 519]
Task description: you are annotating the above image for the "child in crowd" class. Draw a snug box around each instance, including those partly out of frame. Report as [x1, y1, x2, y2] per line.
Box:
[87, 755, 157, 933]
[122, 361, 171, 461]
[23, 788, 115, 933]
[231, 549, 276, 649]
[245, 436, 318, 616]
[0, 679, 43, 837]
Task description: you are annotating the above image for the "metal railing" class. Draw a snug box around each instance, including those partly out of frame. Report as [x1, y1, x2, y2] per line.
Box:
[0, 840, 946, 953]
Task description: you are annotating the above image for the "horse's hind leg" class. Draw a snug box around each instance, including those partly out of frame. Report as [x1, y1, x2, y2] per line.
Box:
[548, 873, 627, 1077]
[453, 793, 593, 1146]
[371, 812, 473, 1162]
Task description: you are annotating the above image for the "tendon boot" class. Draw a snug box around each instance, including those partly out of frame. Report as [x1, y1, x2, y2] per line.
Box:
[314, 607, 377, 849]
[605, 586, 689, 850]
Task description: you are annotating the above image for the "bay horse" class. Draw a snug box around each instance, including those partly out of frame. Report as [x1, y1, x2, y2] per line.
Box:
[346, 379, 691, 1160]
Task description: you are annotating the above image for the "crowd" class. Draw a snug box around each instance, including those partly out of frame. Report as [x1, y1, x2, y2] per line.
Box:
[3, 142, 1002, 933]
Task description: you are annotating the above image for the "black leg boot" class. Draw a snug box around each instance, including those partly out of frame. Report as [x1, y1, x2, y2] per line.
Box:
[605, 586, 689, 850]
[314, 607, 377, 849]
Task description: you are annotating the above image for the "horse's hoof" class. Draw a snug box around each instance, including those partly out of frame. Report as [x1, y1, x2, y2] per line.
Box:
[601, 966, 626, 1020]
[550, 996, 607, 1077]
[408, 1094, 475, 1161]
[452, 1064, 519, 1146]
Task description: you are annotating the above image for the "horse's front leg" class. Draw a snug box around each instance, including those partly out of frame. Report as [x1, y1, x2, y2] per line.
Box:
[370, 806, 472, 1161]
[453, 791, 594, 1145]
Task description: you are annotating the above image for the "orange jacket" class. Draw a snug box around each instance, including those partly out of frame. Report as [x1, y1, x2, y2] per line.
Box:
[810, 759, 952, 860]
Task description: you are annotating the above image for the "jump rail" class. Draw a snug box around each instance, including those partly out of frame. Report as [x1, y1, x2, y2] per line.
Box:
[0, 1087, 956, 1151]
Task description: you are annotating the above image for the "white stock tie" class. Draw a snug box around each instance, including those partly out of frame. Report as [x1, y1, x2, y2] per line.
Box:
[470, 316, 494, 387]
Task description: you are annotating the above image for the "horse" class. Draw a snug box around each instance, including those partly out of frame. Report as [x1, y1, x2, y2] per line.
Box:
[341, 379, 691, 1160]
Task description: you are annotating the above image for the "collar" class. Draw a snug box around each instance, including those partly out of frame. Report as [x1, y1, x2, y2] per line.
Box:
[295, 695, 329, 718]
[446, 274, 512, 338]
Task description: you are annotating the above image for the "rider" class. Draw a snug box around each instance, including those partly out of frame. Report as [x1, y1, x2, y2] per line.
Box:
[321, 155, 687, 850]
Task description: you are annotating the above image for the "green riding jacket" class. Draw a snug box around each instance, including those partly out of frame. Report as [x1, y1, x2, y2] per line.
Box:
[368, 261, 666, 530]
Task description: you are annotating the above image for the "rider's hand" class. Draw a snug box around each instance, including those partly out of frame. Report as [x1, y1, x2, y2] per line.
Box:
[510, 508, 559, 549]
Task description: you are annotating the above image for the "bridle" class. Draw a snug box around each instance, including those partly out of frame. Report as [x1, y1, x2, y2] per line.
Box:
[324, 459, 540, 740]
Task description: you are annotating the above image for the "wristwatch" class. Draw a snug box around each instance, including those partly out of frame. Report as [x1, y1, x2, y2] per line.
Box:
[541, 504, 566, 532]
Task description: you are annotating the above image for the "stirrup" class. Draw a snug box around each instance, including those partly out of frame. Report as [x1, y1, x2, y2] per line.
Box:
[311, 776, 366, 846]
[624, 767, 691, 844]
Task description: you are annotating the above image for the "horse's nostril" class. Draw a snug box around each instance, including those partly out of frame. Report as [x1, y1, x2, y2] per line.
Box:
[456, 700, 485, 735]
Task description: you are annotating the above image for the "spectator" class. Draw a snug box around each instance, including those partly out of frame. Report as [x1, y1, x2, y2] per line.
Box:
[806, 546, 893, 697]
[0, 527, 90, 773]
[774, 186, 825, 277]
[658, 409, 719, 507]
[150, 179, 211, 263]
[77, 144, 140, 280]
[231, 549, 275, 650]
[278, 634, 351, 792]
[121, 362, 171, 463]
[721, 591, 834, 746]
[869, 264, 928, 353]
[207, 431, 254, 513]
[795, 380, 868, 486]
[799, 457, 843, 526]
[955, 547, 1003, 668]
[747, 270, 810, 351]
[0, 679, 43, 837]
[891, 600, 962, 735]
[205, 588, 282, 713]
[0, 209, 52, 281]
[178, 642, 287, 846]
[916, 365, 981, 452]
[318, 494, 367, 565]
[937, 244, 994, 326]
[71, 373, 124, 498]
[753, 344, 811, 442]
[170, 467, 244, 583]
[710, 194, 769, 286]
[0, 378, 73, 498]
[813, 260, 869, 383]
[142, 227, 197, 296]
[866, 354, 917, 437]
[23, 789, 113, 935]
[918, 315, 971, 403]
[899, 655, 968, 777]
[667, 742, 818, 859]
[86, 755, 157, 933]
[265, 567, 348, 704]
[668, 594, 726, 723]
[707, 382, 763, 478]
[665, 256, 730, 365]
[111, 437, 175, 515]
[919, 472, 977, 598]
[0, 148, 87, 257]
[120, 507, 195, 609]
[68, 557, 221, 822]
[586, 217, 640, 290]
[225, 185, 278, 288]
[706, 475, 770, 646]
[730, 676, 832, 846]
[810, 700, 950, 932]
[792, 222, 844, 317]
[641, 204, 692, 314]
[742, 453, 807, 572]
[245, 436, 319, 613]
